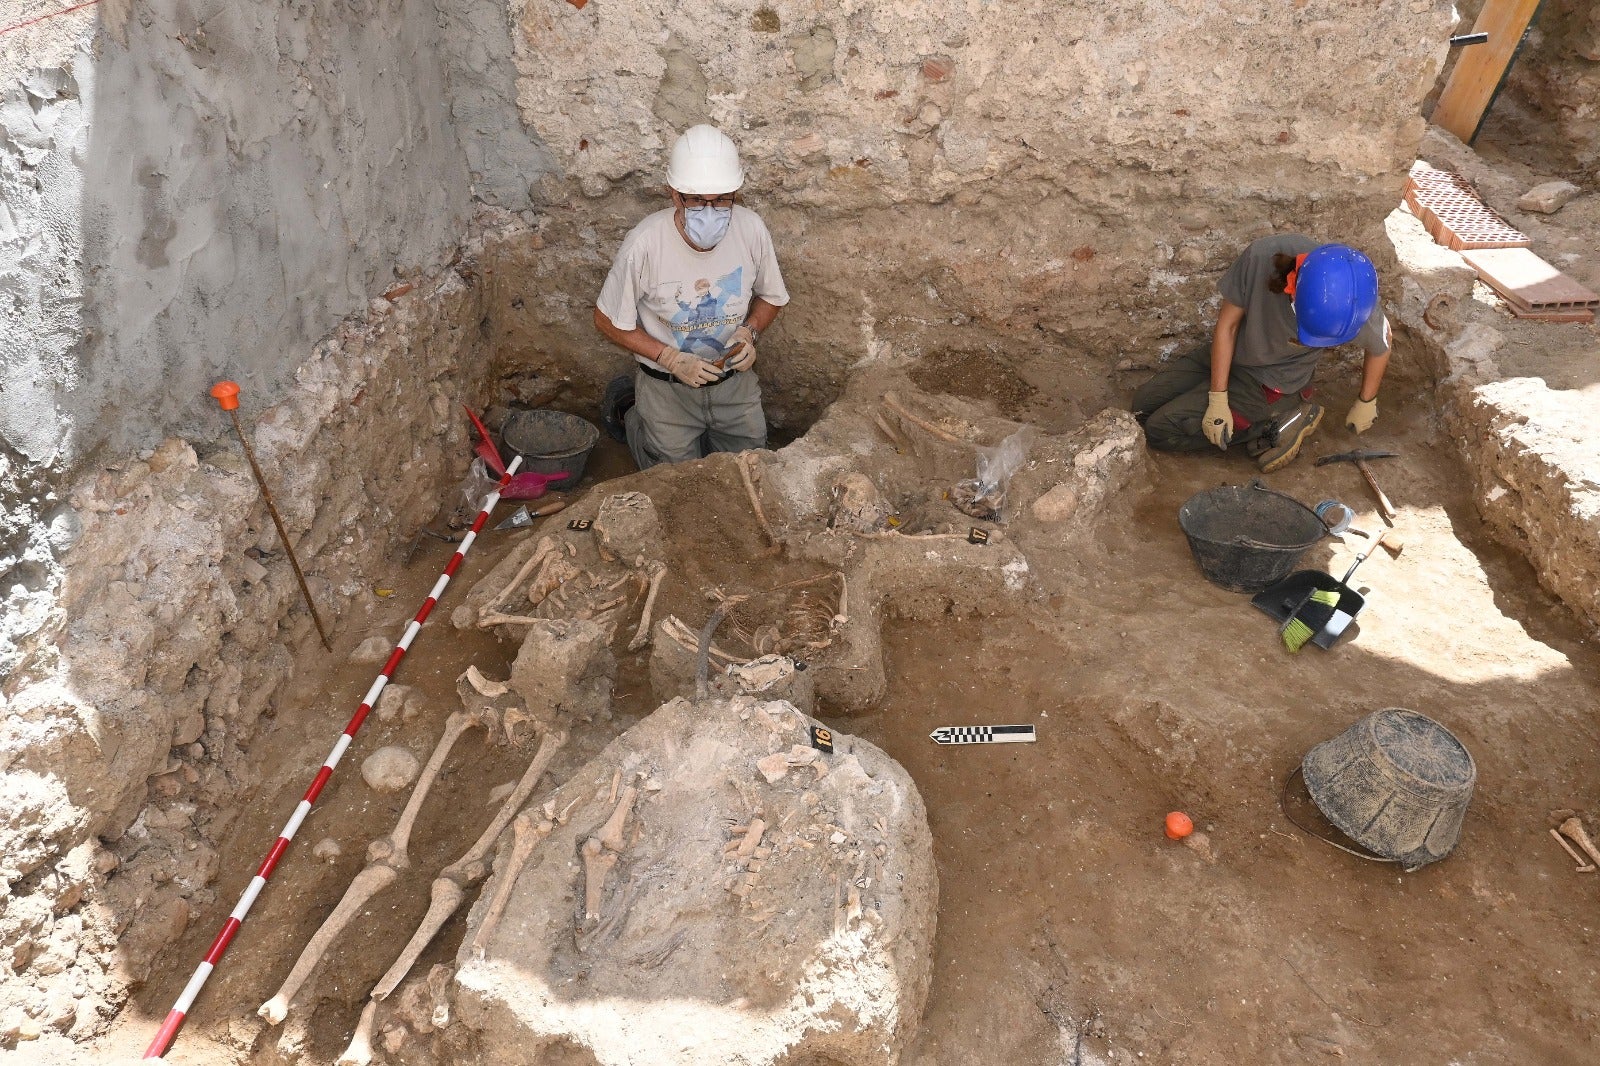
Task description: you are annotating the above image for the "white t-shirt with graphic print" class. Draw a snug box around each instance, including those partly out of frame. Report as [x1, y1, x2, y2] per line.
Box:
[596, 205, 790, 371]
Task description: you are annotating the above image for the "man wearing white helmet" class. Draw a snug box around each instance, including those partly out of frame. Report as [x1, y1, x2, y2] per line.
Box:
[595, 124, 790, 469]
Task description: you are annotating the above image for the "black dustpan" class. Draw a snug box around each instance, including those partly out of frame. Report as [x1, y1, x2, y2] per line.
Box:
[1252, 571, 1365, 648]
[1251, 532, 1387, 649]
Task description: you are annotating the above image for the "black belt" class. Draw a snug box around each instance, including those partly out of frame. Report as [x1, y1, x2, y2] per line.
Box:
[639, 362, 732, 387]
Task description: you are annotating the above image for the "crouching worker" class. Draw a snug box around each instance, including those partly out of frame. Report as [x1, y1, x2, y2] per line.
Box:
[1132, 236, 1391, 473]
[594, 124, 790, 470]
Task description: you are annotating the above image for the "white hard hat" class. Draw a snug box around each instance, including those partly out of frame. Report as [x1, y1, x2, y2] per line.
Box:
[666, 124, 745, 195]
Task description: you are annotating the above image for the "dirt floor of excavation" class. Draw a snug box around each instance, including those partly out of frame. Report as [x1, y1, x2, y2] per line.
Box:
[101, 352, 1600, 1066]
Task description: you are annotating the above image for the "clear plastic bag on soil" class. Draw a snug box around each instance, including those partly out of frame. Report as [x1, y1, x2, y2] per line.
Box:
[454, 458, 500, 526]
[951, 428, 1031, 523]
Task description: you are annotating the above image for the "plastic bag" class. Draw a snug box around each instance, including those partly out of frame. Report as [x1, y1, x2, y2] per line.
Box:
[952, 428, 1031, 523]
[457, 457, 500, 521]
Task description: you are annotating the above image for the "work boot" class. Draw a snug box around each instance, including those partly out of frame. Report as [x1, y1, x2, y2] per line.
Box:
[601, 374, 634, 443]
[1253, 402, 1324, 473]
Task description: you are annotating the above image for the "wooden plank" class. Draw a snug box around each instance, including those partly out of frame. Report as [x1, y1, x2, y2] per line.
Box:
[1461, 248, 1600, 321]
[1432, 0, 1543, 144]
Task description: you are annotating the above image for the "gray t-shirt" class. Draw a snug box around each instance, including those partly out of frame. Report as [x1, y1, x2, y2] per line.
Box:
[596, 206, 790, 370]
[1219, 234, 1390, 393]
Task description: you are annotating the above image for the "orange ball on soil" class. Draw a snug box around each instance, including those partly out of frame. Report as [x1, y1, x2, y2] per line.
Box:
[1164, 811, 1194, 840]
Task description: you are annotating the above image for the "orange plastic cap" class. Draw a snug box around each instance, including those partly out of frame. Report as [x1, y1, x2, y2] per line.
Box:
[1164, 811, 1194, 840]
[210, 381, 241, 410]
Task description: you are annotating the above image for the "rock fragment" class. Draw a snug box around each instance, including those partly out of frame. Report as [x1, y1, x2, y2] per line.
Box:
[1516, 180, 1581, 215]
[361, 747, 421, 793]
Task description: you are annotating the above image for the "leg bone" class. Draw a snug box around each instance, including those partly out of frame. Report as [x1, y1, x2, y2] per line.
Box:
[1559, 817, 1600, 868]
[582, 837, 620, 921]
[1549, 827, 1595, 871]
[259, 865, 398, 1025]
[336, 1000, 379, 1066]
[471, 812, 554, 957]
[629, 564, 667, 651]
[259, 708, 480, 1024]
[368, 727, 568, 1003]
[595, 785, 638, 853]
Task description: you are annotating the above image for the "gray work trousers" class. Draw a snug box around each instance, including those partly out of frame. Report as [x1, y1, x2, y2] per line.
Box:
[624, 367, 767, 470]
[1131, 347, 1303, 453]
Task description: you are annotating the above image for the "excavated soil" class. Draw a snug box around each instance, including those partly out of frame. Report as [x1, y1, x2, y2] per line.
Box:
[92, 366, 1600, 1065]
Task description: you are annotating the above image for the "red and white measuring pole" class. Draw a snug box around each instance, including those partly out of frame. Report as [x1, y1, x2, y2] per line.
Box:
[143, 455, 523, 1061]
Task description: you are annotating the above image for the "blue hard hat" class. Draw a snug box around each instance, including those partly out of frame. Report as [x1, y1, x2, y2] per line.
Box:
[1294, 244, 1379, 347]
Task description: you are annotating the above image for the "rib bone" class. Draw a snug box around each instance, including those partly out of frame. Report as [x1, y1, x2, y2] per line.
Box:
[260, 708, 482, 1025]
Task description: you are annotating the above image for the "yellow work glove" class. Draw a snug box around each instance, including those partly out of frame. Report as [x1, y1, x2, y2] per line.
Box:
[1202, 391, 1233, 450]
[656, 346, 720, 388]
[725, 326, 758, 372]
[1345, 396, 1378, 434]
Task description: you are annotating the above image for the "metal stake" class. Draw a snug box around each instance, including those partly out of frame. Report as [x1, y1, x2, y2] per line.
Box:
[210, 381, 332, 652]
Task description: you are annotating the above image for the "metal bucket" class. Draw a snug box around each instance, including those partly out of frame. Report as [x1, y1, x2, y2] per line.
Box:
[500, 410, 601, 490]
[1177, 481, 1326, 593]
[1302, 708, 1476, 871]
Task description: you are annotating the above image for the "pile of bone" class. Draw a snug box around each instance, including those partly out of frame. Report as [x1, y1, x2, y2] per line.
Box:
[454, 695, 938, 1066]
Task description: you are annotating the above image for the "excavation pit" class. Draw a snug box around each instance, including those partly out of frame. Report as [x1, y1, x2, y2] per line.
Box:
[5, 2, 1600, 1063]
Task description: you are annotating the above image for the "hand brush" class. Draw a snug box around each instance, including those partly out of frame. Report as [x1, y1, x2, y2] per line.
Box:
[1282, 587, 1340, 653]
[1280, 530, 1388, 653]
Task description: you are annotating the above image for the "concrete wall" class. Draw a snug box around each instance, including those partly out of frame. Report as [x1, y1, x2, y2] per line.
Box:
[487, 0, 1459, 428]
[0, 0, 473, 680]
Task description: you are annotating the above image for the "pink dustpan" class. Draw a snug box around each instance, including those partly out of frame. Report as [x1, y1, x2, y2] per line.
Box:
[463, 406, 561, 500]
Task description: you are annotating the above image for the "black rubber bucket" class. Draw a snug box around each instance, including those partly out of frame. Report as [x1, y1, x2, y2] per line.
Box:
[1178, 481, 1326, 593]
[1302, 708, 1475, 871]
[500, 410, 601, 490]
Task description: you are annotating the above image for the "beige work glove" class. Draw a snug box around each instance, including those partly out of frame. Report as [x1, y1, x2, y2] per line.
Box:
[725, 325, 758, 372]
[1345, 396, 1378, 434]
[1202, 391, 1233, 450]
[656, 346, 720, 388]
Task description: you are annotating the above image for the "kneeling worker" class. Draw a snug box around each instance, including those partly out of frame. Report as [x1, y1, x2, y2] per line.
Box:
[1132, 236, 1390, 472]
[594, 124, 790, 470]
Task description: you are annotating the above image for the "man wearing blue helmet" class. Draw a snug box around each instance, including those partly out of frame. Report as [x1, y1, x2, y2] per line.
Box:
[1132, 235, 1390, 472]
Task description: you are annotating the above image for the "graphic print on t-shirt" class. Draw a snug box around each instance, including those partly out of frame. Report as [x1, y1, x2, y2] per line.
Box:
[668, 267, 745, 360]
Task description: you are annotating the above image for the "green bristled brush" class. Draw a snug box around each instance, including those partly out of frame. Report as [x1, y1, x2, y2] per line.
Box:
[1282, 587, 1341, 653]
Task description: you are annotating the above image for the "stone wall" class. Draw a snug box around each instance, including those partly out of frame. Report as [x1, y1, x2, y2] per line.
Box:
[0, 0, 543, 1038]
[488, 0, 1458, 422]
[0, 253, 501, 1044]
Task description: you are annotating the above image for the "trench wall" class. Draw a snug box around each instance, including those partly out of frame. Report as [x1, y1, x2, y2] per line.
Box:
[0, 0, 538, 1046]
[1502, 0, 1600, 178]
[488, 0, 1458, 423]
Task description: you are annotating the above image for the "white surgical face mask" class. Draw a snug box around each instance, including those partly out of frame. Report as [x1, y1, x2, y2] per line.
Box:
[684, 205, 732, 249]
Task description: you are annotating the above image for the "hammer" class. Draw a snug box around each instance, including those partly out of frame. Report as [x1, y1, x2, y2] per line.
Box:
[1315, 449, 1400, 524]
